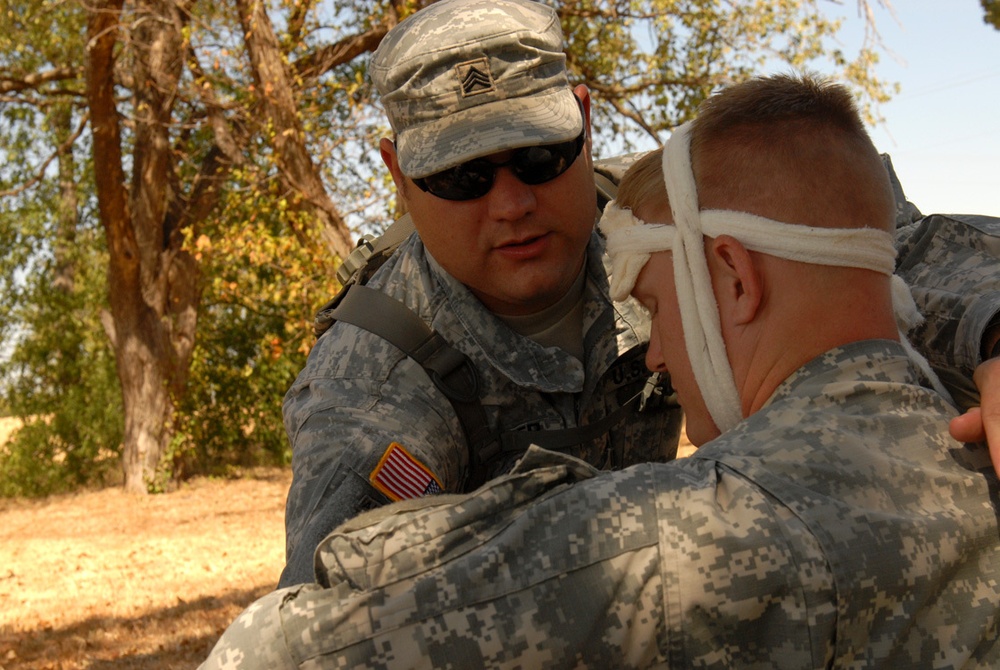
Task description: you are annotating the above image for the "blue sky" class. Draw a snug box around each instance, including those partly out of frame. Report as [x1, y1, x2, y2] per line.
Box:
[829, 1, 1000, 216]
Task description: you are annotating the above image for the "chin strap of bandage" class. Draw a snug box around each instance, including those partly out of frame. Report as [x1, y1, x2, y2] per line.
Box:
[600, 122, 952, 434]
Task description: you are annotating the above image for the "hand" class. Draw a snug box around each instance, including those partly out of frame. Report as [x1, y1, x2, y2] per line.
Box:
[949, 357, 1000, 477]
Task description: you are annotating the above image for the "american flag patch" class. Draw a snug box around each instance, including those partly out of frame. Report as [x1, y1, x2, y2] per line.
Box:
[370, 442, 443, 502]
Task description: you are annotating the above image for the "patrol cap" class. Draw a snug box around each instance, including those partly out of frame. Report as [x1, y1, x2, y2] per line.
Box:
[370, 0, 583, 179]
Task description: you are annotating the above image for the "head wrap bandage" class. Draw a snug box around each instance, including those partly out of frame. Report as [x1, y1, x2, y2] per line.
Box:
[600, 121, 950, 435]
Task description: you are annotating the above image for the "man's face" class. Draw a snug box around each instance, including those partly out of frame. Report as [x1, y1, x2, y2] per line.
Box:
[381, 89, 596, 316]
[630, 218, 720, 447]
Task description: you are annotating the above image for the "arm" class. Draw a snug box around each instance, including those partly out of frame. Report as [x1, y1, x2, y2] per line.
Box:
[206, 449, 833, 668]
[279, 326, 466, 588]
[894, 213, 1000, 410]
[884, 155, 1000, 472]
[198, 588, 300, 670]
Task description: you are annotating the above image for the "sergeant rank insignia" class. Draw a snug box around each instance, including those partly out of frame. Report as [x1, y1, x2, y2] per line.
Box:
[456, 57, 495, 96]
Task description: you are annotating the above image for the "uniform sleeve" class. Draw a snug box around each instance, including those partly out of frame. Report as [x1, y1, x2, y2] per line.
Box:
[199, 588, 300, 670]
[895, 214, 1000, 409]
[278, 323, 467, 588]
[207, 449, 837, 668]
[245, 451, 672, 668]
[657, 455, 836, 667]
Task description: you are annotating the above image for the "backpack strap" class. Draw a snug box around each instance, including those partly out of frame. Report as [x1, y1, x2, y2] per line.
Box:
[334, 213, 416, 286]
[327, 284, 498, 488]
[329, 285, 671, 485]
[316, 213, 419, 338]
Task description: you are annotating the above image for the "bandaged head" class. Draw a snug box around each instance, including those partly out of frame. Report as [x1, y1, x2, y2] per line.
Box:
[599, 121, 940, 435]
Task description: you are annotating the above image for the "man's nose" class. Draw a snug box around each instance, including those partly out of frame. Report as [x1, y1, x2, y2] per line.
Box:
[486, 167, 536, 221]
[645, 338, 667, 373]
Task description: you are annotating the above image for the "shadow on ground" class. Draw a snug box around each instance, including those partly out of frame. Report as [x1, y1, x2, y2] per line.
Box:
[1, 585, 270, 670]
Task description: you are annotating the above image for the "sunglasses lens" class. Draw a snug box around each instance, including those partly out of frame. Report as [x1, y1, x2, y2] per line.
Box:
[514, 138, 581, 185]
[413, 132, 584, 201]
[416, 163, 494, 201]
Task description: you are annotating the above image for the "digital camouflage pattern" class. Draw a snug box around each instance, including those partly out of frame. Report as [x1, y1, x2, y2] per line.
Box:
[279, 230, 683, 587]
[370, 0, 583, 179]
[203, 340, 1000, 669]
[276, 153, 1000, 590]
[895, 213, 1000, 410]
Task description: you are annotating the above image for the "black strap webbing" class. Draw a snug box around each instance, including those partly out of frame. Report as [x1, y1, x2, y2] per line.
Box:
[330, 285, 496, 486]
[326, 284, 652, 486]
[499, 392, 641, 453]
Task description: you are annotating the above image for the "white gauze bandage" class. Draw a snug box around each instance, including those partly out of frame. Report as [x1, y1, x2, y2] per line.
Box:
[600, 121, 949, 434]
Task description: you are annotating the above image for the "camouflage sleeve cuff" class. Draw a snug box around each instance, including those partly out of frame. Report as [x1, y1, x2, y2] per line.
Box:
[200, 587, 301, 669]
[982, 311, 1000, 360]
[959, 292, 1000, 369]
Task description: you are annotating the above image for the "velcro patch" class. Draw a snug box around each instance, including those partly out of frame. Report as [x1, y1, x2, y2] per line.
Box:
[370, 442, 443, 502]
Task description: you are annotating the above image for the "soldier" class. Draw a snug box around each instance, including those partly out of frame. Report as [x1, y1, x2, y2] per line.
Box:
[277, 0, 685, 587]
[280, 0, 1000, 591]
[203, 74, 1000, 668]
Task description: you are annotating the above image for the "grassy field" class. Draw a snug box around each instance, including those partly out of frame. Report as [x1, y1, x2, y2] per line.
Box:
[0, 417, 695, 669]
[0, 461, 291, 669]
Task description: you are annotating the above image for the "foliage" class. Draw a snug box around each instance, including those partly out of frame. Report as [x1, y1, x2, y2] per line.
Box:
[0, 0, 116, 495]
[0, 203, 123, 497]
[164, 181, 333, 482]
[984, 0, 1000, 29]
[560, 0, 897, 148]
[0, 0, 901, 496]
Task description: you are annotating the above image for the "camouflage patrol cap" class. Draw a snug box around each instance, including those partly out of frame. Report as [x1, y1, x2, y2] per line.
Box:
[371, 0, 583, 179]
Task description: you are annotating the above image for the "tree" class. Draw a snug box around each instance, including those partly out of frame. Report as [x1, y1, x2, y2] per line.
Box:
[984, 0, 1000, 29]
[1, 0, 898, 495]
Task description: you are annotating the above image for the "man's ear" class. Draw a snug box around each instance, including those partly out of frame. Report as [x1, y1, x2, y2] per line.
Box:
[708, 234, 762, 326]
[380, 138, 406, 192]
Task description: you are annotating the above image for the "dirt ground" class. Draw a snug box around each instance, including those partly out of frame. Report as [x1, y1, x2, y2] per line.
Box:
[0, 459, 291, 670]
[0, 417, 694, 669]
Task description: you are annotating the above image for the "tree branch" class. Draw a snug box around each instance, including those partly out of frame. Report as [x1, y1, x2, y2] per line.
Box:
[0, 66, 83, 93]
[0, 111, 91, 198]
[292, 27, 388, 82]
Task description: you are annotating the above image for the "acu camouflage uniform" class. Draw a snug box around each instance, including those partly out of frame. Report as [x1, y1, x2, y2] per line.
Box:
[280, 230, 683, 586]
[895, 213, 1000, 409]
[202, 340, 1000, 669]
[886, 154, 1000, 409]
[279, 0, 681, 589]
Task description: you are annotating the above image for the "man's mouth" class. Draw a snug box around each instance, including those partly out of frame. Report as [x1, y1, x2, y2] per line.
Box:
[495, 233, 550, 259]
[500, 234, 543, 247]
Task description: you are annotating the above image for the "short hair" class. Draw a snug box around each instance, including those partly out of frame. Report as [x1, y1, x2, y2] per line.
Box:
[614, 74, 894, 233]
[691, 73, 868, 146]
[615, 149, 666, 214]
[690, 73, 894, 232]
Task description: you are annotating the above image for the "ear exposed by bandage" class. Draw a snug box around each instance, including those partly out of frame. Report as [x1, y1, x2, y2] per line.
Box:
[599, 122, 948, 434]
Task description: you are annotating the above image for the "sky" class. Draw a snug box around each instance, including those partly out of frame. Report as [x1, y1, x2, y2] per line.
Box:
[826, 1, 1000, 216]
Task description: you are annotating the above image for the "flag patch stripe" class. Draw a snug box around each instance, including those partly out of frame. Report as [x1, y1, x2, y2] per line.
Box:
[370, 442, 443, 502]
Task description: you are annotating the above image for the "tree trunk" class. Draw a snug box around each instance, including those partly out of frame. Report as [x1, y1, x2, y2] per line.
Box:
[236, 0, 355, 260]
[86, 0, 200, 493]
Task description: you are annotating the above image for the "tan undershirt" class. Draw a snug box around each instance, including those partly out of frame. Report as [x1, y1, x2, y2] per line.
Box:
[498, 268, 587, 362]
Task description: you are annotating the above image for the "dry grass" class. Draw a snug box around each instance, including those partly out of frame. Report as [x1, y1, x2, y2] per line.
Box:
[0, 467, 291, 670]
[0, 416, 695, 670]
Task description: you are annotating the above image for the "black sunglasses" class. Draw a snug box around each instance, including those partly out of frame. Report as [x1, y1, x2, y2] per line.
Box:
[411, 130, 586, 201]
